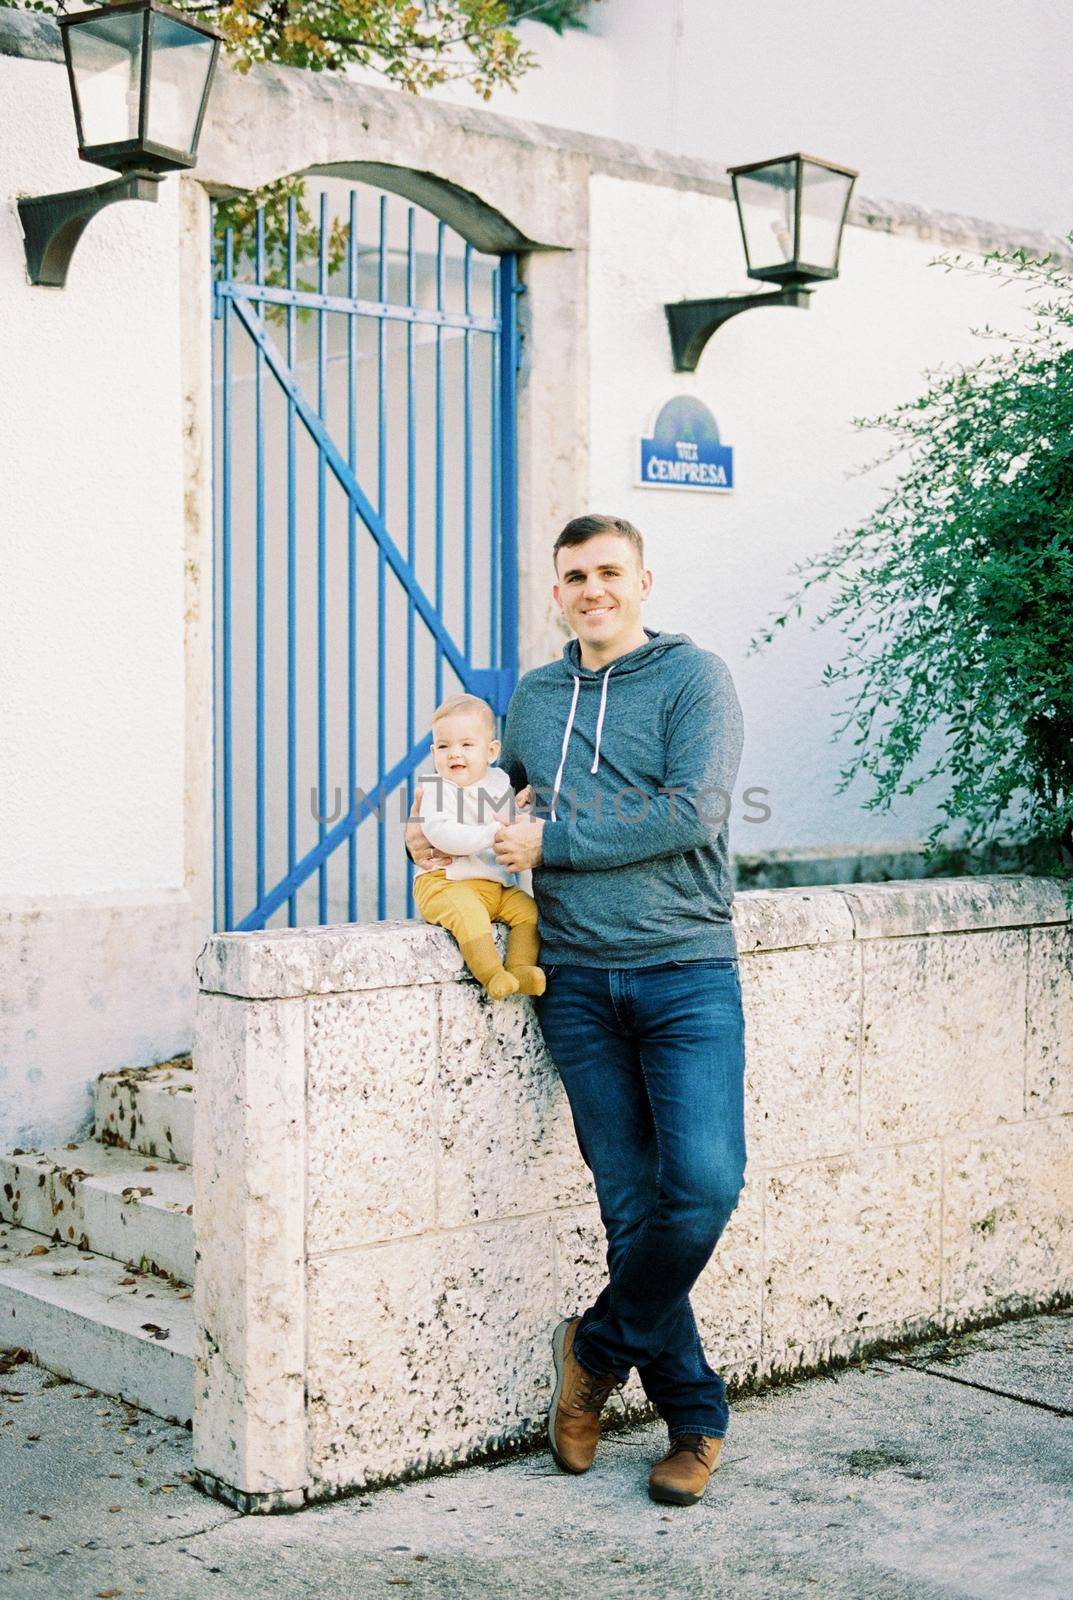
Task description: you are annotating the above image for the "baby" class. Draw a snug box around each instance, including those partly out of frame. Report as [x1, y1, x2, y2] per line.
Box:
[412, 693, 545, 1000]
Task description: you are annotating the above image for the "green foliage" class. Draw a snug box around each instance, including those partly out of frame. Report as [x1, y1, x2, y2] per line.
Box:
[505, 0, 597, 32]
[213, 176, 349, 314]
[7, 0, 602, 88]
[749, 238, 1073, 876]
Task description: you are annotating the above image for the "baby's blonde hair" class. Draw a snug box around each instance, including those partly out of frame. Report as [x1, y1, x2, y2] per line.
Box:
[431, 692, 497, 734]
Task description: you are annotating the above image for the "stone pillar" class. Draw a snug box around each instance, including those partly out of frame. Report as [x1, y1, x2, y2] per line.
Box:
[192, 987, 308, 1511]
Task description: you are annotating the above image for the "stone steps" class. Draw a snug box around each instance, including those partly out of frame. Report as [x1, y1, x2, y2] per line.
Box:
[0, 1221, 194, 1423]
[94, 1053, 194, 1166]
[0, 1141, 194, 1284]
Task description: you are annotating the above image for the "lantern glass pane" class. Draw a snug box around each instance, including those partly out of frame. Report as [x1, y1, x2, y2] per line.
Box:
[735, 160, 797, 272]
[145, 12, 216, 155]
[799, 162, 853, 271]
[67, 10, 145, 148]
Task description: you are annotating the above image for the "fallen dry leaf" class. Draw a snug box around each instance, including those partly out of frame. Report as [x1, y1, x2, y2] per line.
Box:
[98, 1589, 123, 1598]
[140, 1324, 169, 1342]
[29, 1244, 48, 1256]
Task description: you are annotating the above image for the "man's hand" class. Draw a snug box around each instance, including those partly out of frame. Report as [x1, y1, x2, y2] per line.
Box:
[494, 816, 545, 871]
[405, 787, 453, 869]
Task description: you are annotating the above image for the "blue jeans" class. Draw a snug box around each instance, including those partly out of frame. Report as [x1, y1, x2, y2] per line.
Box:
[534, 958, 747, 1440]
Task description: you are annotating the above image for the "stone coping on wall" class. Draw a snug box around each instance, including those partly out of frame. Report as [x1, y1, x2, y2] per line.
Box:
[4, 11, 1071, 266]
[195, 874, 1072, 1000]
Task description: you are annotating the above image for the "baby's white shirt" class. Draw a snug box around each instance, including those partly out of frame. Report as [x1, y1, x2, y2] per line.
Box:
[415, 765, 517, 888]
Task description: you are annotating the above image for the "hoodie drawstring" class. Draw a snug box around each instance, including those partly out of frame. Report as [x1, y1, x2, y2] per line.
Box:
[550, 664, 615, 821]
[590, 664, 615, 775]
[550, 673, 580, 823]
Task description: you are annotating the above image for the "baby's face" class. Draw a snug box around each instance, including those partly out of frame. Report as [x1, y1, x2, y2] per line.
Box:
[431, 711, 500, 788]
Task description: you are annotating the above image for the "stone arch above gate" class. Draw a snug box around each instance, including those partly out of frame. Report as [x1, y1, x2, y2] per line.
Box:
[196, 63, 586, 257]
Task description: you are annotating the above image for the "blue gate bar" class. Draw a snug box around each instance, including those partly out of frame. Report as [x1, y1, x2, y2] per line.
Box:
[405, 206, 417, 919]
[490, 261, 501, 672]
[286, 197, 298, 926]
[499, 255, 521, 679]
[376, 194, 388, 919]
[254, 207, 266, 914]
[346, 189, 359, 923]
[210, 213, 219, 933]
[240, 732, 434, 930]
[434, 222, 446, 706]
[220, 226, 234, 931]
[463, 242, 473, 664]
[227, 279, 497, 332]
[317, 191, 329, 924]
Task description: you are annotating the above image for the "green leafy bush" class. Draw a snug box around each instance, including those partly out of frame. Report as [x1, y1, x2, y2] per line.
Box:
[750, 240, 1073, 878]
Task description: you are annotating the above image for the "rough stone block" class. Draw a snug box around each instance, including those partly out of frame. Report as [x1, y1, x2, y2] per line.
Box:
[742, 945, 860, 1163]
[860, 931, 1026, 1144]
[551, 1172, 763, 1410]
[762, 1144, 942, 1375]
[733, 887, 855, 953]
[306, 988, 438, 1253]
[691, 1170, 764, 1376]
[306, 1218, 558, 1490]
[1026, 925, 1073, 1118]
[192, 993, 307, 1499]
[196, 919, 468, 1000]
[436, 983, 593, 1229]
[551, 1203, 646, 1413]
[842, 875, 1070, 941]
[942, 1114, 1073, 1319]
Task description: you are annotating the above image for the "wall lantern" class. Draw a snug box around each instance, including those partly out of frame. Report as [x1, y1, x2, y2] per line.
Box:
[18, 0, 222, 288]
[664, 153, 858, 372]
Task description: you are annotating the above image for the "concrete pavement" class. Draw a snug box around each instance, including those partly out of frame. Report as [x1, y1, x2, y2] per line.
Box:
[1, 1307, 1071, 1600]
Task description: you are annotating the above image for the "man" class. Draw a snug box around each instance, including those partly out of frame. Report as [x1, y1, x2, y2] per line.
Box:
[406, 513, 746, 1507]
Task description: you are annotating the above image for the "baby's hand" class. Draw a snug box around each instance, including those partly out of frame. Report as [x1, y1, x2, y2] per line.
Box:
[514, 786, 534, 812]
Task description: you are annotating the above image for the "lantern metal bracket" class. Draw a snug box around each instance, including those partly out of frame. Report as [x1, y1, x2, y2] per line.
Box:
[18, 168, 164, 288]
[664, 285, 813, 372]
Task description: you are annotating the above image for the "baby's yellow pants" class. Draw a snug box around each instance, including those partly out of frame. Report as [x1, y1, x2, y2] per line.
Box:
[413, 869, 544, 999]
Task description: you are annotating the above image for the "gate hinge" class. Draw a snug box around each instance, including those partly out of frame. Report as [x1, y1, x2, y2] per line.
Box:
[466, 667, 517, 717]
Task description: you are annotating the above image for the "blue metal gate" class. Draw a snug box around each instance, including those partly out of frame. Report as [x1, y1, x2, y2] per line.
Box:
[212, 181, 520, 932]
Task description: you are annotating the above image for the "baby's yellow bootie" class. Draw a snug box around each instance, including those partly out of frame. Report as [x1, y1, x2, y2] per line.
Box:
[508, 965, 546, 996]
[485, 968, 520, 1000]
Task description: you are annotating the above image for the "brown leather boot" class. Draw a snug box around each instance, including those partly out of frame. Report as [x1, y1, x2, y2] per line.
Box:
[548, 1316, 623, 1473]
[647, 1433, 724, 1504]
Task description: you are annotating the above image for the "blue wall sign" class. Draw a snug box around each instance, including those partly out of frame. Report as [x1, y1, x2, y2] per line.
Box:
[638, 396, 733, 492]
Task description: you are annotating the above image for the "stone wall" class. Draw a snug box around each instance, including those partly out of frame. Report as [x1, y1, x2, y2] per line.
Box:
[191, 875, 1073, 1510]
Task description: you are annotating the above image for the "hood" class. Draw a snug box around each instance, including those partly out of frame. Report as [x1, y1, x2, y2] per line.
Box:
[549, 629, 696, 819]
[560, 628, 695, 680]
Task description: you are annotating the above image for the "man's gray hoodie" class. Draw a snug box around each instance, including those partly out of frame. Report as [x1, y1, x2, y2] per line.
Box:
[498, 629, 744, 967]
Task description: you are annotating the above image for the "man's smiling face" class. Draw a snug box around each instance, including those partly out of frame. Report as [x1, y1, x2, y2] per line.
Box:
[553, 531, 653, 663]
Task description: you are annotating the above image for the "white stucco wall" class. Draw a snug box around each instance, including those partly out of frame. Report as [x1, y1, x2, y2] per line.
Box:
[584, 173, 1045, 851]
[441, 0, 1073, 241]
[0, 51, 187, 898]
[0, 44, 193, 1152]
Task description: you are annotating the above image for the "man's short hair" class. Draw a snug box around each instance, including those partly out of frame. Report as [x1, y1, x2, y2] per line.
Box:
[431, 692, 496, 733]
[553, 514, 644, 571]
